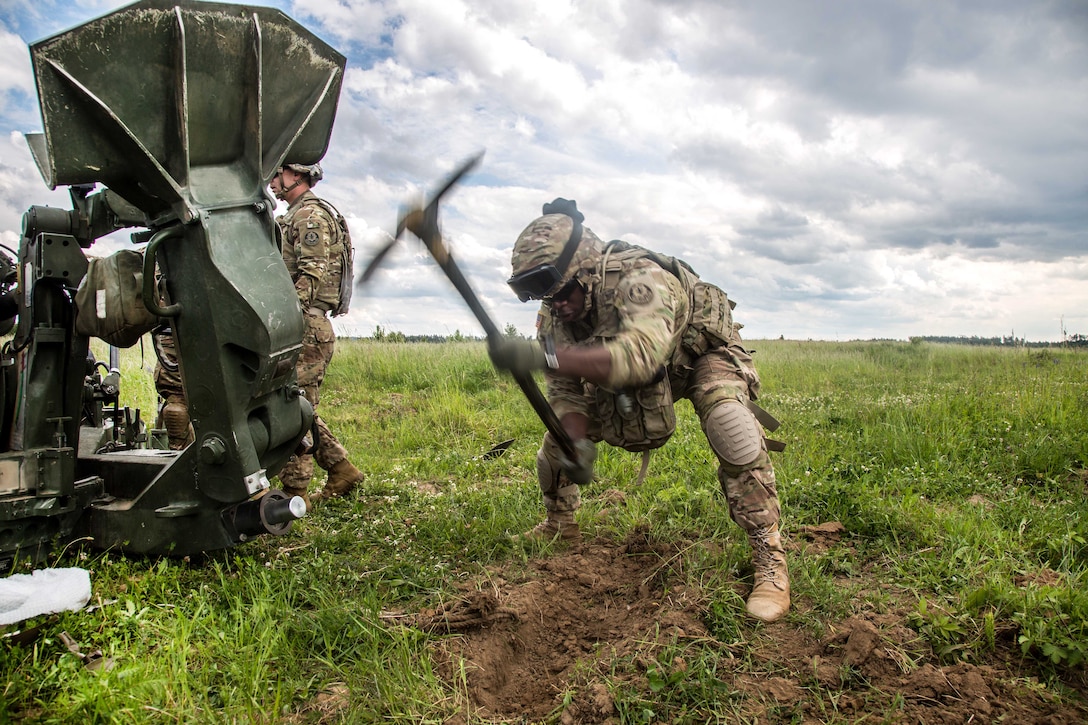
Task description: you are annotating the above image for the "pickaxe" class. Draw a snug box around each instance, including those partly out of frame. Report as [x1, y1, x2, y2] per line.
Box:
[358, 153, 578, 460]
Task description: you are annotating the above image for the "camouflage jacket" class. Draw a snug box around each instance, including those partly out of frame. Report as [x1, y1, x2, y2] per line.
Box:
[278, 190, 347, 312]
[538, 243, 737, 420]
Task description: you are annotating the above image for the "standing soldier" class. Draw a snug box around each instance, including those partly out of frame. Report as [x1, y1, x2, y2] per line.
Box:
[270, 162, 363, 506]
[489, 199, 790, 622]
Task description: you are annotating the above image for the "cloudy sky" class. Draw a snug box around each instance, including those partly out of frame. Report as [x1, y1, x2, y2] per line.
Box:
[1, 0, 1084, 341]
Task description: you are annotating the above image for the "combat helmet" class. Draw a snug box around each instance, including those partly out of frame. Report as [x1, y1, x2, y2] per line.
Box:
[282, 162, 323, 185]
[508, 198, 602, 302]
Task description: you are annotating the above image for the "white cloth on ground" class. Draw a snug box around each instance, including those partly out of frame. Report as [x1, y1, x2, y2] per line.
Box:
[0, 568, 92, 626]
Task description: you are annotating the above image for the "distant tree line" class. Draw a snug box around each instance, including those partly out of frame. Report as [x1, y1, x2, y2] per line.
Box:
[367, 324, 525, 343]
[909, 334, 1088, 348]
[361, 327, 1088, 347]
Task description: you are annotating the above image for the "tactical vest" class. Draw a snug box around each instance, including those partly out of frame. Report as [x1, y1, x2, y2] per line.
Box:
[583, 241, 738, 452]
[281, 194, 354, 316]
[577, 243, 682, 451]
[602, 240, 737, 358]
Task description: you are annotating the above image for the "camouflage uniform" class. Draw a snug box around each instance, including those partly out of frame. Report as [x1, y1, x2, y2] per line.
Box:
[503, 206, 788, 621]
[276, 190, 355, 495]
[533, 234, 780, 534]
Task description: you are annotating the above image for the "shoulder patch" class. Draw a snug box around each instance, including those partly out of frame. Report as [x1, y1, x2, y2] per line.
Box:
[304, 230, 320, 246]
[627, 282, 654, 305]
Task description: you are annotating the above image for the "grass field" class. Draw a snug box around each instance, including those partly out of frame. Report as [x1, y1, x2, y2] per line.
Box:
[2, 339, 1086, 723]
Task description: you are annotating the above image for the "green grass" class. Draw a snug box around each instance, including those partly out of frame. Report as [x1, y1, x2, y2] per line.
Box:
[3, 339, 1087, 722]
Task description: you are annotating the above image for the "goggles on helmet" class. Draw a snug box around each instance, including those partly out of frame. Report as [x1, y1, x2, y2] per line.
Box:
[507, 264, 565, 302]
[507, 210, 584, 302]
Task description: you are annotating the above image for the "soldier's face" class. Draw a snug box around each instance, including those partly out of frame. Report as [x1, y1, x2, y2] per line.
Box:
[270, 170, 286, 198]
[270, 169, 300, 200]
[550, 283, 586, 323]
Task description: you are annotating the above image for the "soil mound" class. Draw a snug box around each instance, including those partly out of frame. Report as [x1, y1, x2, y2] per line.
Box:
[390, 528, 1086, 724]
[418, 529, 703, 723]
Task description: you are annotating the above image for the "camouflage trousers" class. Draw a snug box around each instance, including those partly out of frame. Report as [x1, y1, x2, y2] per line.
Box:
[153, 332, 184, 398]
[278, 311, 349, 489]
[536, 344, 780, 533]
[153, 330, 192, 450]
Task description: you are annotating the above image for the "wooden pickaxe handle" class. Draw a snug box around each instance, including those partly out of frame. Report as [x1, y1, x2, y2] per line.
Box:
[399, 154, 578, 461]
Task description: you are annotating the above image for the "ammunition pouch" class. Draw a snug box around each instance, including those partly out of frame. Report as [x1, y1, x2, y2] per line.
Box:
[75, 249, 159, 348]
[595, 369, 676, 452]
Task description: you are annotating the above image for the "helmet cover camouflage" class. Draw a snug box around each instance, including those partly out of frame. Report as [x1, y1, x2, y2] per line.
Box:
[282, 162, 323, 185]
[510, 213, 575, 277]
[510, 215, 603, 289]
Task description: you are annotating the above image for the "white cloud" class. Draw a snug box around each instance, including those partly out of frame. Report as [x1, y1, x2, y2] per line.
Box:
[0, 0, 1085, 342]
[0, 132, 68, 235]
[0, 29, 33, 97]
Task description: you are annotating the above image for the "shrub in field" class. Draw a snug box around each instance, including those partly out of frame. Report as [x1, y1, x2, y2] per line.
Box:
[1013, 584, 1088, 668]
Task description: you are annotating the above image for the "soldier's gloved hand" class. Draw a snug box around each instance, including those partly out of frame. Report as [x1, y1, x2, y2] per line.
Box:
[487, 337, 546, 375]
[559, 438, 597, 485]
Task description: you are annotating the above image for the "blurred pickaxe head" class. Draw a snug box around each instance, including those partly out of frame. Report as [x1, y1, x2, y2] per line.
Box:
[357, 151, 484, 285]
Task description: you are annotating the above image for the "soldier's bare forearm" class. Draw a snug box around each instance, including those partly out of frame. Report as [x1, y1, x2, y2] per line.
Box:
[560, 412, 589, 441]
[553, 345, 612, 385]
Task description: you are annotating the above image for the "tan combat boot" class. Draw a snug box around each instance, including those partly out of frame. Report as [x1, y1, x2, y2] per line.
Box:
[312, 459, 363, 503]
[281, 485, 311, 510]
[746, 524, 790, 622]
[518, 510, 581, 543]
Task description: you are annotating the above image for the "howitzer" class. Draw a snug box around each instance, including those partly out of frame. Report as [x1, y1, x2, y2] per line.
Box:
[0, 0, 346, 567]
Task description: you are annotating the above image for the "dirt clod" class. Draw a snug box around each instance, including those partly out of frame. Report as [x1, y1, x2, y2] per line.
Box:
[394, 530, 1087, 723]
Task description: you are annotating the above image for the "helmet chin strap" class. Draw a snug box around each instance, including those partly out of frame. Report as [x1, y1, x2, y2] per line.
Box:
[551, 215, 583, 279]
[274, 172, 305, 200]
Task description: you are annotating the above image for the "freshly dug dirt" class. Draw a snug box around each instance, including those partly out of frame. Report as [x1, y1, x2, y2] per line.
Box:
[399, 526, 1087, 724]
